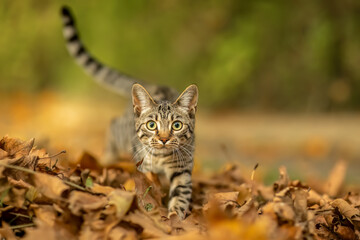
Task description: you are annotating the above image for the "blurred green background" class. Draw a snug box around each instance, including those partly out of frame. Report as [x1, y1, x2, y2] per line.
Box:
[1, 0, 360, 111]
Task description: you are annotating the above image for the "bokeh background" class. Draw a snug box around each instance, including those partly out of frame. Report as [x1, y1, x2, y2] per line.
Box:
[1, 0, 359, 185]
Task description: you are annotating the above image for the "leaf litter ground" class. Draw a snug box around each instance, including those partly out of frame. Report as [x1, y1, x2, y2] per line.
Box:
[0, 136, 359, 239]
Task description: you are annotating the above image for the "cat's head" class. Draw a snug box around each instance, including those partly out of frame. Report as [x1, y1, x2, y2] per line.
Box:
[132, 84, 198, 151]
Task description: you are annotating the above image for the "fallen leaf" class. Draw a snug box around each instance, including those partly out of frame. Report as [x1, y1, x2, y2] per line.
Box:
[32, 205, 57, 227]
[91, 183, 115, 195]
[273, 202, 296, 223]
[123, 179, 135, 192]
[24, 218, 77, 240]
[107, 226, 137, 240]
[68, 191, 107, 216]
[133, 171, 163, 210]
[324, 160, 347, 197]
[0, 221, 17, 240]
[124, 210, 170, 238]
[31, 172, 69, 200]
[292, 188, 308, 222]
[331, 198, 360, 229]
[0, 136, 34, 158]
[273, 166, 290, 193]
[0, 148, 8, 160]
[108, 189, 135, 219]
[78, 152, 103, 172]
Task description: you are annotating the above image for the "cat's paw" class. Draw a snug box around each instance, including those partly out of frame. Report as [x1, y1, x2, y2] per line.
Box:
[168, 207, 186, 220]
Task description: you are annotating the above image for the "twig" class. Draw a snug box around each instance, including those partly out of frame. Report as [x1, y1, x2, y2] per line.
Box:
[38, 150, 65, 169]
[0, 162, 36, 174]
[0, 162, 87, 192]
[38, 150, 66, 160]
[250, 163, 259, 196]
[10, 223, 35, 229]
[251, 163, 259, 182]
[9, 212, 33, 219]
[63, 180, 87, 191]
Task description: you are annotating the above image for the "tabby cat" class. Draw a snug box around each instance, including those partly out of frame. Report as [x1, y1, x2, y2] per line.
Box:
[61, 6, 198, 219]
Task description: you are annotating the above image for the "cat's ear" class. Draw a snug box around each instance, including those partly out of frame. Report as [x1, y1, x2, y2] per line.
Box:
[174, 84, 198, 116]
[132, 84, 156, 116]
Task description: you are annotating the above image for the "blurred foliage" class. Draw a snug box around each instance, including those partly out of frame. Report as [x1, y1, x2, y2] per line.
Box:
[0, 0, 360, 111]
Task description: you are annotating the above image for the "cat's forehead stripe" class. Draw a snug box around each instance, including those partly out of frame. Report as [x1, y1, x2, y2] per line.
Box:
[157, 102, 172, 118]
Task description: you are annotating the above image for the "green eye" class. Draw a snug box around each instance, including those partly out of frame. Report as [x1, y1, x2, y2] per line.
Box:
[146, 121, 157, 130]
[172, 121, 183, 131]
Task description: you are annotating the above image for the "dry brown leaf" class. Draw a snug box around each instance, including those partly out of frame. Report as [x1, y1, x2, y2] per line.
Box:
[0, 222, 17, 240]
[331, 198, 360, 228]
[91, 183, 115, 195]
[208, 217, 272, 240]
[133, 171, 163, 210]
[108, 189, 135, 219]
[203, 192, 241, 217]
[0, 148, 8, 160]
[334, 225, 358, 240]
[124, 210, 170, 238]
[68, 191, 107, 216]
[110, 161, 136, 173]
[236, 184, 251, 205]
[273, 202, 296, 223]
[8, 188, 26, 208]
[1, 136, 359, 240]
[24, 218, 77, 240]
[78, 224, 104, 240]
[99, 168, 130, 189]
[78, 152, 103, 171]
[0, 136, 34, 158]
[292, 188, 308, 222]
[307, 210, 316, 236]
[32, 205, 57, 227]
[345, 192, 360, 206]
[107, 226, 137, 240]
[210, 191, 239, 203]
[314, 215, 339, 240]
[325, 160, 347, 197]
[308, 189, 323, 206]
[3, 156, 38, 180]
[31, 172, 69, 200]
[123, 178, 135, 191]
[273, 166, 290, 193]
[8, 178, 32, 189]
[166, 211, 204, 235]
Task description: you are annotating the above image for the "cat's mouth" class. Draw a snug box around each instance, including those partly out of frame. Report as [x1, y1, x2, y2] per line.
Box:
[151, 143, 178, 150]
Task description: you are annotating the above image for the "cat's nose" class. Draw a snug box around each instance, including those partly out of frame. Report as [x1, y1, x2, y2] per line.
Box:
[159, 138, 169, 144]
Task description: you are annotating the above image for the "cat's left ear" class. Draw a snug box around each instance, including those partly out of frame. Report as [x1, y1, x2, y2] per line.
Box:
[132, 83, 156, 116]
[174, 84, 198, 116]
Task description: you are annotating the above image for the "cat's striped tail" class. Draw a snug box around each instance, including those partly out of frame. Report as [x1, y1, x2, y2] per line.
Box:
[61, 6, 140, 96]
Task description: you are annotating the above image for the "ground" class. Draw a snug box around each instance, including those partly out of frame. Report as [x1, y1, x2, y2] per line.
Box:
[0, 92, 360, 239]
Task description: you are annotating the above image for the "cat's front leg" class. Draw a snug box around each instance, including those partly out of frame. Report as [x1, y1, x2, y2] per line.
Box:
[166, 168, 192, 220]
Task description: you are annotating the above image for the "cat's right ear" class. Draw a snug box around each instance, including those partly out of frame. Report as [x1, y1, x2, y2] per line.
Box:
[132, 84, 156, 116]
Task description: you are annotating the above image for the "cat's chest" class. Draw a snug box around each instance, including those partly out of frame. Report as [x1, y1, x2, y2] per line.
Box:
[138, 150, 173, 174]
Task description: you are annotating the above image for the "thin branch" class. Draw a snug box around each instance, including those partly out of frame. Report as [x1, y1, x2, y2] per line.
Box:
[0, 162, 36, 174]
[0, 162, 87, 191]
[38, 150, 66, 160]
[63, 180, 87, 191]
[10, 223, 35, 229]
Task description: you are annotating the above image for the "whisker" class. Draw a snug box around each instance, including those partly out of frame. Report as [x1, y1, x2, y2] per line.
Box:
[132, 145, 149, 163]
[178, 147, 193, 161]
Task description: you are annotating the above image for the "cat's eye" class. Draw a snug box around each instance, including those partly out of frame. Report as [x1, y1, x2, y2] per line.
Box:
[146, 121, 157, 131]
[172, 121, 183, 131]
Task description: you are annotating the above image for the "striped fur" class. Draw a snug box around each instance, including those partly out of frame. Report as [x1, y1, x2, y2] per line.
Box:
[60, 6, 198, 220]
[131, 84, 197, 219]
[61, 6, 139, 96]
